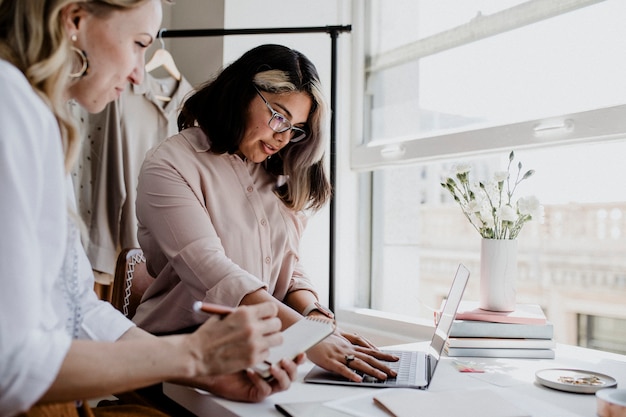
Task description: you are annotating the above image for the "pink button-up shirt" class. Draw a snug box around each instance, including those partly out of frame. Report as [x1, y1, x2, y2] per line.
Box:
[133, 127, 317, 334]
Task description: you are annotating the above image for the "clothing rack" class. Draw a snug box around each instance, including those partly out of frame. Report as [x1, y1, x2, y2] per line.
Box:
[160, 25, 352, 312]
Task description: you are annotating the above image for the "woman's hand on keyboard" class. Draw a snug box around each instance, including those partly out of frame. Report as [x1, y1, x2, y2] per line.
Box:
[305, 330, 399, 382]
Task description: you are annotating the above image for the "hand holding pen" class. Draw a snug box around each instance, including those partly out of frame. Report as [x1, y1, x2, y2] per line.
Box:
[190, 300, 283, 376]
[190, 300, 305, 397]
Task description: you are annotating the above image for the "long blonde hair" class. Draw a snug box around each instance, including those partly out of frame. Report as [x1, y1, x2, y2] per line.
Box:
[0, 0, 154, 172]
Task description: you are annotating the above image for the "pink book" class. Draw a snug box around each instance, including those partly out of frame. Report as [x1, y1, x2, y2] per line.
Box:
[440, 300, 547, 325]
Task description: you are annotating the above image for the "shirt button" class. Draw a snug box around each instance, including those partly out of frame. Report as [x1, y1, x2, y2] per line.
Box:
[265, 257, 271, 264]
[260, 219, 267, 226]
[247, 186, 253, 192]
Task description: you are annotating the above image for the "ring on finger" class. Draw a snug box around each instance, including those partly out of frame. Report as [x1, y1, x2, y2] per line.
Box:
[345, 354, 355, 367]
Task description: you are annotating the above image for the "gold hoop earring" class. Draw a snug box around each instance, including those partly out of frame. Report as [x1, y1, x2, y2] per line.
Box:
[69, 35, 89, 78]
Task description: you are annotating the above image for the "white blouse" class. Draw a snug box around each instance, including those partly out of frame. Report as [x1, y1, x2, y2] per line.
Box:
[0, 59, 134, 416]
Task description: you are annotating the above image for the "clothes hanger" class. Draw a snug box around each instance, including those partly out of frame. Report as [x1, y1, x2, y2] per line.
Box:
[145, 29, 181, 83]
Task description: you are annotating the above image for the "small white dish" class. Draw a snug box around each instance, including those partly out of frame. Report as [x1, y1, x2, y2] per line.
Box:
[535, 368, 617, 394]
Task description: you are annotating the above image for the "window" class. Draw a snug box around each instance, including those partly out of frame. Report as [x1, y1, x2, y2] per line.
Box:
[353, 0, 626, 167]
[348, 0, 626, 349]
[579, 314, 626, 355]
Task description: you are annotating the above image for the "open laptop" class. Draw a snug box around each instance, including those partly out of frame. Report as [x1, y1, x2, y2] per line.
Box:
[304, 263, 470, 389]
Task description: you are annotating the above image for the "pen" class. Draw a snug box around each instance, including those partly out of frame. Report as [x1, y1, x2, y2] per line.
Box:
[192, 301, 235, 317]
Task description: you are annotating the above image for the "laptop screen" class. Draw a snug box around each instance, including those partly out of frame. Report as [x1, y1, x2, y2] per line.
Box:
[428, 264, 470, 361]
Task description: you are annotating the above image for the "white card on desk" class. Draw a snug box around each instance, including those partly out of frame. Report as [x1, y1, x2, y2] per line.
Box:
[323, 390, 394, 417]
[253, 317, 336, 378]
[372, 388, 530, 417]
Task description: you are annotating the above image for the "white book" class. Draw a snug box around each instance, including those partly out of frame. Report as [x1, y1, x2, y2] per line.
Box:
[445, 346, 555, 359]
[447, 337, 555, 349]
[450, 320, 554, 339]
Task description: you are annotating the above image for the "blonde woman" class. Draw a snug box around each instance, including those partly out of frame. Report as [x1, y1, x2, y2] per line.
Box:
[0, 2, 299, 416]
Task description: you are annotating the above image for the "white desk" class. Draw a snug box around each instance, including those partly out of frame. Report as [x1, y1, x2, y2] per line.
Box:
[164, 343, 626, 417]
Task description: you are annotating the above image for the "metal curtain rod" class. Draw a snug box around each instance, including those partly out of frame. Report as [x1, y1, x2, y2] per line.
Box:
[159, 25, 351, 38]
[160, 24, 352, 312]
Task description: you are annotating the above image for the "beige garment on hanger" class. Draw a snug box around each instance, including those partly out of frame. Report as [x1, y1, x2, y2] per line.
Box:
[71, 73, 193, 281]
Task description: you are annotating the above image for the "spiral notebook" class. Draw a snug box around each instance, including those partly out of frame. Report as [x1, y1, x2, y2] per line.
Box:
[304, 263, 470, 389]
[253, 316, 336, 378]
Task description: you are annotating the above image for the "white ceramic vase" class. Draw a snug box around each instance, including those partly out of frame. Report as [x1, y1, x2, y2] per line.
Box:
[479, 238, 518, 312]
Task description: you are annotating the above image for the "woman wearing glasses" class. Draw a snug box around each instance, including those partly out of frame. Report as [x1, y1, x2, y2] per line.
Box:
[134, 44, 399, 385]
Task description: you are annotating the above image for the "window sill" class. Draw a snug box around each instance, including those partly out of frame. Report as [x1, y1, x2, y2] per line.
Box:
[335, 307, 435, 347]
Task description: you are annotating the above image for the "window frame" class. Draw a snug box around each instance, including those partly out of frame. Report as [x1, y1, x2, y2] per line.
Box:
[352, 103, 626, 170]
[352, 0, 626, 171]
[334, 0, 626, 343]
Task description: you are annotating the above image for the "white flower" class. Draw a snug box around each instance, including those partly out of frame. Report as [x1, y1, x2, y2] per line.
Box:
[440, 151, 542, 239]
[518, 195, 541, 218]
[498, 205, 517, 222]
[493, 171, 509, 182]
[453, 162, 472, 175]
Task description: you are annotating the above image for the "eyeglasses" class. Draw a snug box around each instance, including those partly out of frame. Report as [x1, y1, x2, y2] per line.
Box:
[254, 86, 308, 143]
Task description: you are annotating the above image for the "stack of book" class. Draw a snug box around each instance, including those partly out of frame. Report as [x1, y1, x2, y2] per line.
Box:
[442, 300, 555, 359]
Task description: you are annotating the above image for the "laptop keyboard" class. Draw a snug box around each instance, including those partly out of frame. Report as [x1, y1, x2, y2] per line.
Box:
[357, 350, 419, 385]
